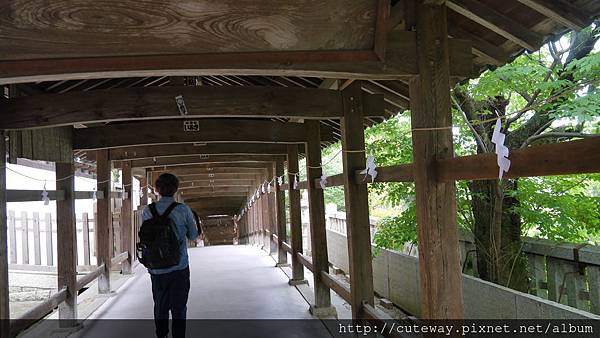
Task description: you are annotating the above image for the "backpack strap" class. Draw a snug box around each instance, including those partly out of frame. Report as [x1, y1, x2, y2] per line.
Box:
[148, 203, 159, 218]
[162, 202, 180, 218]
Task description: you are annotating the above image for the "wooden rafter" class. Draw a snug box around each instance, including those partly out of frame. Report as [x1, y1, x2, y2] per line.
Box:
[447, 0, 543, 51]
[517, 0, 589, 31]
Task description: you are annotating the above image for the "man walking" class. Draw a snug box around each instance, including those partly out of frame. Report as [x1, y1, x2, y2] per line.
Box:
[142, 173, 198, 338]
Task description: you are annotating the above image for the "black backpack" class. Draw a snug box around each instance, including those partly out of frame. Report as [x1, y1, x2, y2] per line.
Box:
[136, 202, 181, 269]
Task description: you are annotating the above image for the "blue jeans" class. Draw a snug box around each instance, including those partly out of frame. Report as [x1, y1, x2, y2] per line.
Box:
[150, 266, 190, 338]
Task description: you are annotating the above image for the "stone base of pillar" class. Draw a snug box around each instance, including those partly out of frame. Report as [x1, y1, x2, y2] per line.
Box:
[309, 305, 338, 319]
[288, 279, 308, 286]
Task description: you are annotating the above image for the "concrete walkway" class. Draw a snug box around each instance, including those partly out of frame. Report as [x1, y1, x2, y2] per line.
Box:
[71, 245, 334, 338]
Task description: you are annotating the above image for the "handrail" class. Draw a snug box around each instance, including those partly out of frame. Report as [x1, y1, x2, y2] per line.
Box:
[111, 251, 129, 266]
[76, 264, 105, 291]
[282, 241, 292, 254]
[296, 253, 314, 272]
[362, 304, 405, 338]
[10, 287, 68, 336]
[320, 271, 351, 302]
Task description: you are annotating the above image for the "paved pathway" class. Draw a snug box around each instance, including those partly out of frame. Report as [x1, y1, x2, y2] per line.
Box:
[71, 245, 333, 338]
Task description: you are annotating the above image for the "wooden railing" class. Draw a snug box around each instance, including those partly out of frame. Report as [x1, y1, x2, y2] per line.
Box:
[7, 211, 97, 270]
[10, 252, 128, 337]
[324, 212, 600, 315]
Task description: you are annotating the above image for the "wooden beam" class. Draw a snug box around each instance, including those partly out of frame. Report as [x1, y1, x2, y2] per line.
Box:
[447, 0, 543, 51]
[185, 207, 238, 217]
[354, 163, 414, 183]
[340, 82, 375, 319]
[0, 31, 472, 84]
[73, 120, 335, 150]
[163, 173, 261, 181]
[0, 86, 369, 130]
[120, 161, 133, 274]
[109, 143, 299, 161]
[517, 0, 589, 31]
[56, 162, 77, 324]
[0, 132, 8, 338]
[181, 192, 249, 199]
[95, 150, 112, 293]
[437, 137, 600, 181]
[151, 164, 270, 175]
[123, 154, 286, 169]
[180, 186, 250, 195]
[305, 120, 336, 317]
[179, 180, 255, 188]
[409, 2, 463, 319]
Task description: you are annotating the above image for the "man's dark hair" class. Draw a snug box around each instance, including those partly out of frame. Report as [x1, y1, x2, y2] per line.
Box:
[155, 173, 179, 197]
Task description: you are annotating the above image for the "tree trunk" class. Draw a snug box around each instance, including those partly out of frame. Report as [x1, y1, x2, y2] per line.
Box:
[469, 179, 528, 292]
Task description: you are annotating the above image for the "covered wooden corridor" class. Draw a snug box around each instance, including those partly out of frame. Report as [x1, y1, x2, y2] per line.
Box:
[1, 1, 600, 337]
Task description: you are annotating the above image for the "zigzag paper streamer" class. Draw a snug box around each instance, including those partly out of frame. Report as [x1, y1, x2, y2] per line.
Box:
[491, 119, 511, 179]
[319, 171, 328, 189]
[360, 153, 378, 183]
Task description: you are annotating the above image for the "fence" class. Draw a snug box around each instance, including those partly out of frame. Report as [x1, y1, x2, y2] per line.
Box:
[7, 211, 97, 271]
[324, 212, 600, 316]
[7, 207, 136, 272]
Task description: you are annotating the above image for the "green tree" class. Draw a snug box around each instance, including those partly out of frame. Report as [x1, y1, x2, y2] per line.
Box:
[452, 24, 600, 291]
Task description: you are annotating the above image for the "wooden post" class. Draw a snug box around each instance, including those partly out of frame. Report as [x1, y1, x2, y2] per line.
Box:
[589, 266, 600, 314]
[8, 211, 16, 264]
[256, 174, 265, 249]
[287, 145, 306, 285]
[56, 162, 77, 324]
[120, 161, 133, 274]
[340, 82, 375, 319]
[45, 213, 53, 266]
[96, 150, 112, 293]
[408, 1, 464, 318]
[139, 170, 148, 207]
[82, 213, 90, 266]
[33, 212, 41, 265]
[305, 120, 336, 317]
[0, 131, 10, 338]
[21, 211, 29, 264]
[275, 161, 287, 266]
[268, 164, 278, 256]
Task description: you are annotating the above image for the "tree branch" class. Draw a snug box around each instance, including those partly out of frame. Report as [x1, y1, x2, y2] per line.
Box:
[452, 94, 488, 152]
[520, 133, 599, 148]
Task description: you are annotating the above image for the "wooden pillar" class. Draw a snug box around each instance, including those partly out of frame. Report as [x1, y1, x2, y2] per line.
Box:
[287, 145, 306, 284]
[0, 132, 9, 338]
[250, 190, 257, 245]
[274, 161, 287, 265]
[340, 82, 375, 319]
[258, 174, 266, 249]
[56, 162, 77, 324]
[267, 164, 278, 256]
[408, 1, 464, 318]
[305, 120, 336, 317]
[120, 161, 133, 274]
[139, 169, 148, 207]
[96, 150, 112, 293]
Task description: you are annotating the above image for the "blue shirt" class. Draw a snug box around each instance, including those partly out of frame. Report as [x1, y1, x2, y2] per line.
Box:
[142, 196, 198, 274]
